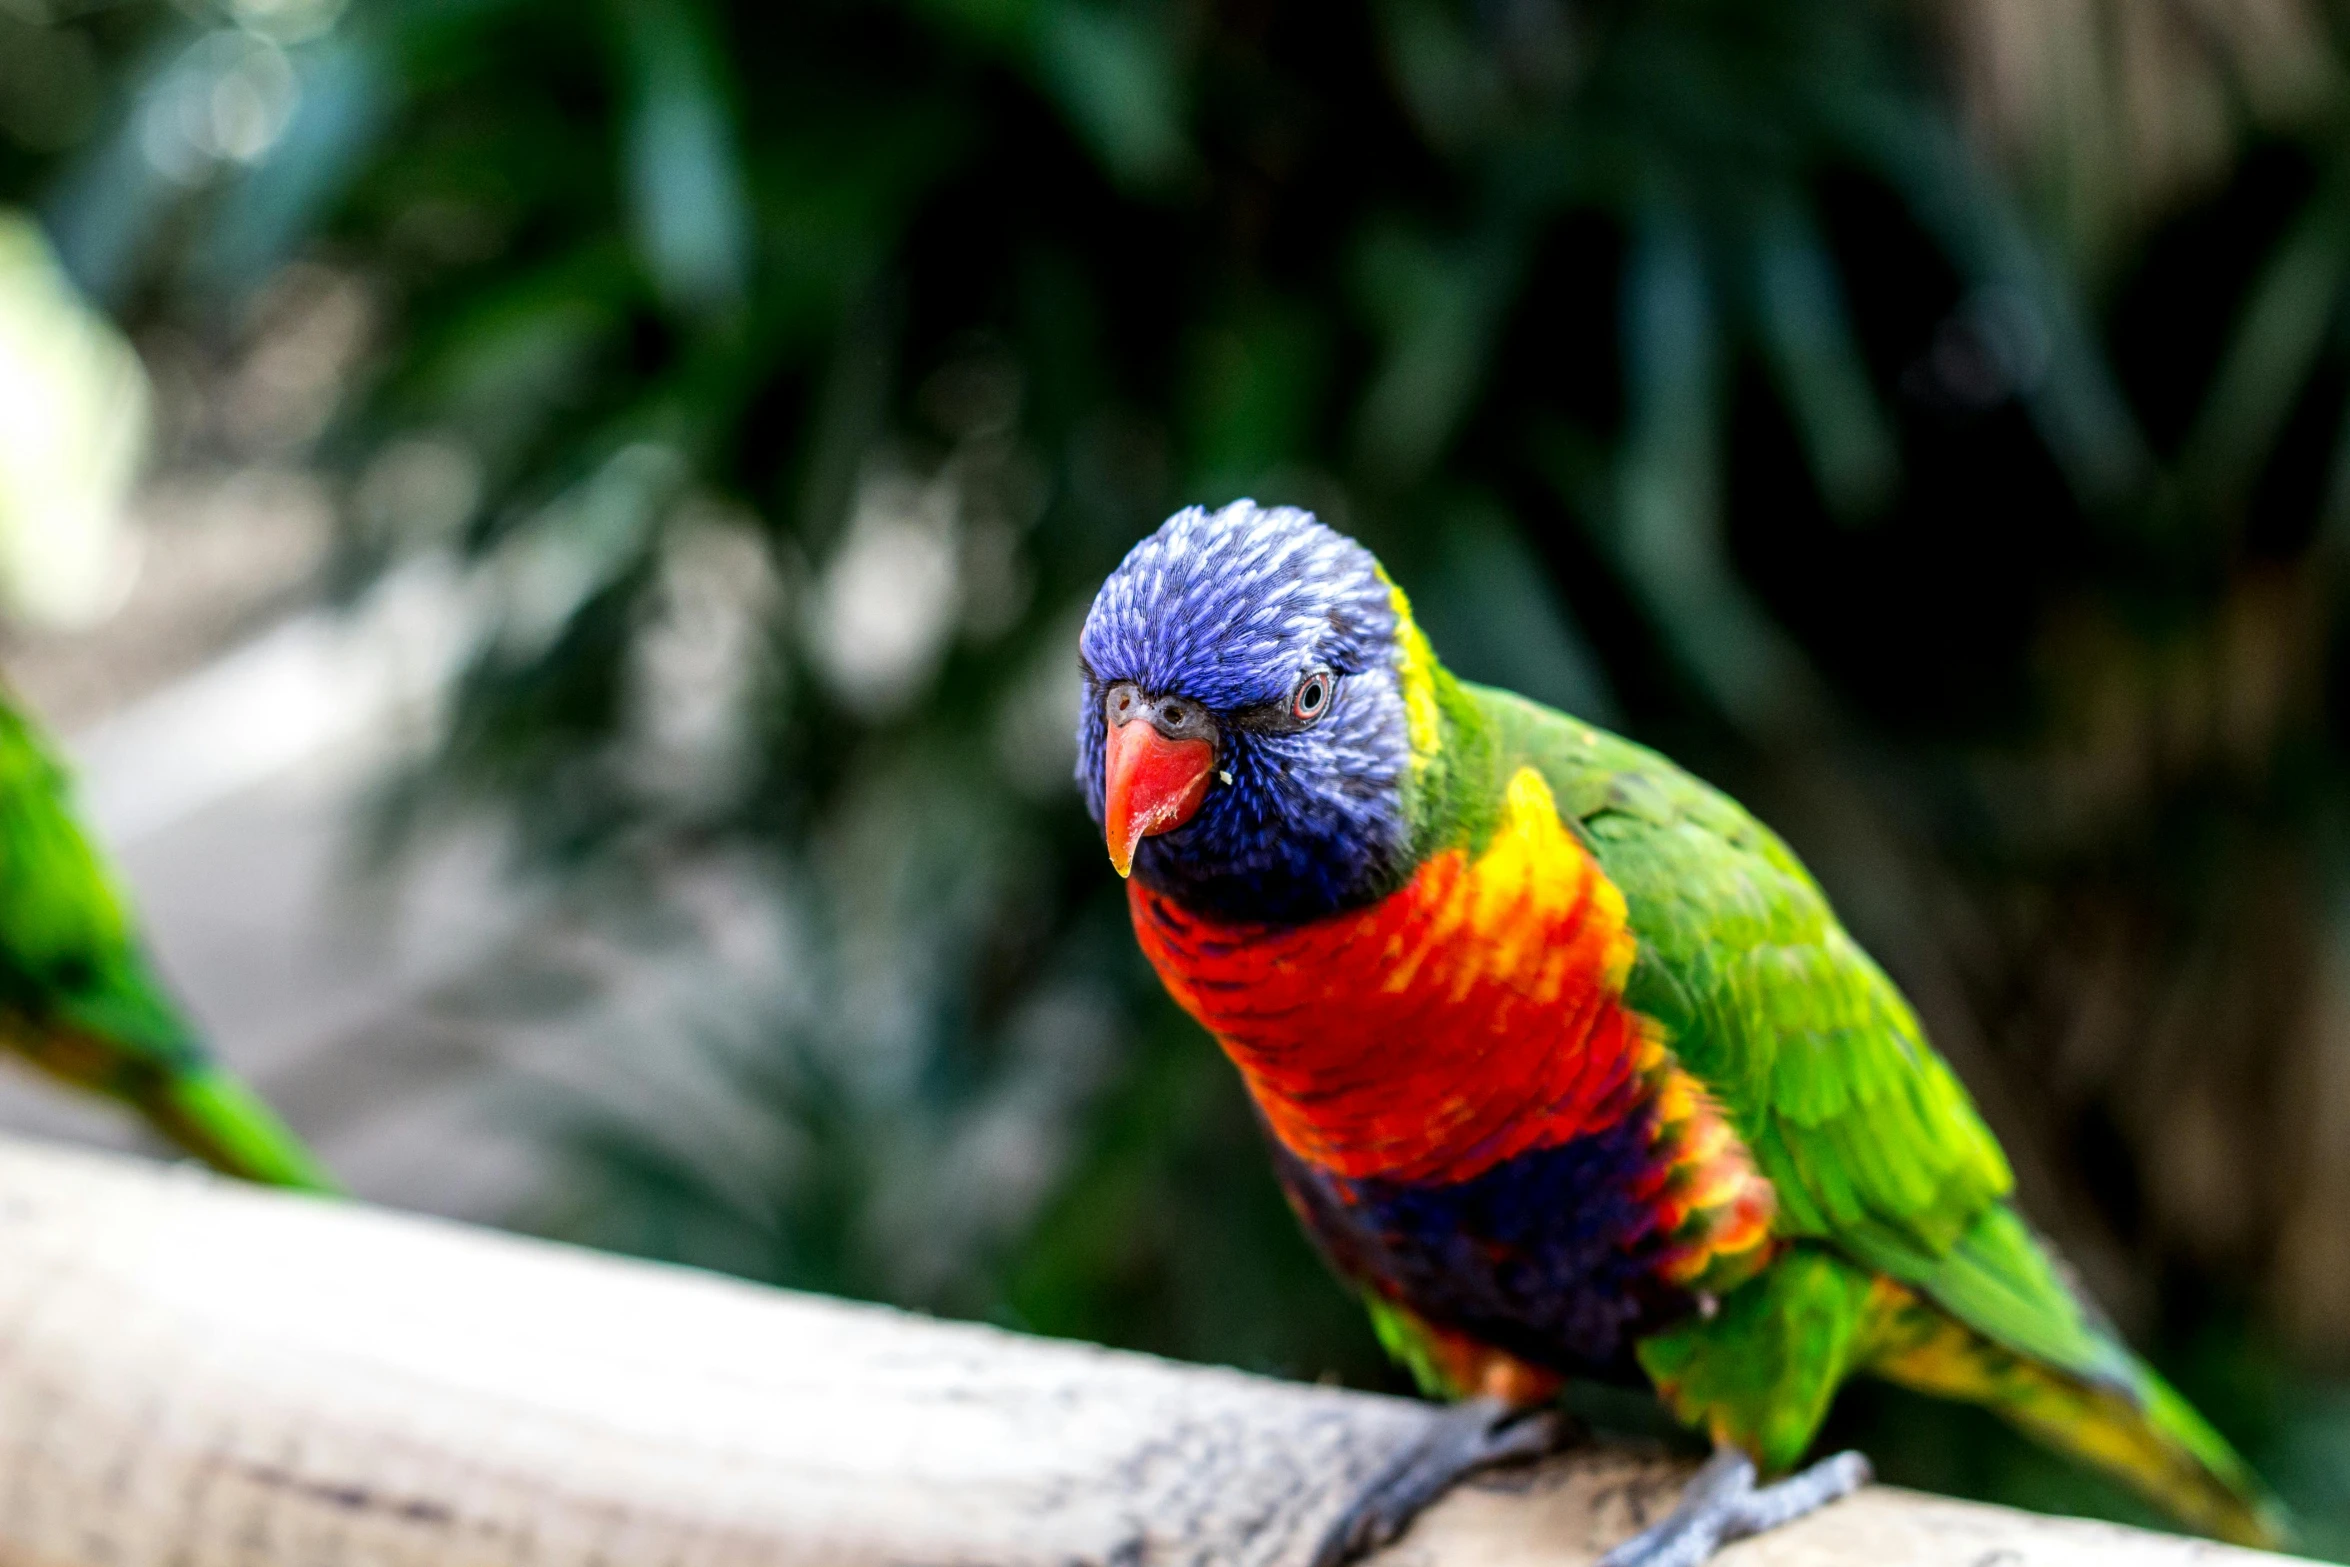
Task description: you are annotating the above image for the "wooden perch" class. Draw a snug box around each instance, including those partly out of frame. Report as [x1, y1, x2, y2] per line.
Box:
[0, 1138, 2307, 1566]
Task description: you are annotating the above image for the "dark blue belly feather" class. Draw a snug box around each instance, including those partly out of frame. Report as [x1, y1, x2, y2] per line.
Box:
[1268, 1110, 1696, 1378]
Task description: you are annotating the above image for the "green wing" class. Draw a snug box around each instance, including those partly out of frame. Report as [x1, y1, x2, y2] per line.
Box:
[1470, 680, 2165, 1392]
[1471, 688, 2012, 1279]
[1467, 682, 2285, 1542]
[0, 699, 335, 1191]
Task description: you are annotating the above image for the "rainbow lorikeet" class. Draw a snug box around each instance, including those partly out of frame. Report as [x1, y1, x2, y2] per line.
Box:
[1077, 502, 2286, 1566]
[0, 695, 333, 1191]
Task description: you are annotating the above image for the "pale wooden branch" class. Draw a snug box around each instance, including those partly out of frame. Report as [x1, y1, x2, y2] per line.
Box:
[0, 1137, 2307, 1566]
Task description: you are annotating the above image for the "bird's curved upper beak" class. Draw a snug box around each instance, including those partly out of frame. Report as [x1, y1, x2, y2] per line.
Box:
[1103, 714, 1214, 878]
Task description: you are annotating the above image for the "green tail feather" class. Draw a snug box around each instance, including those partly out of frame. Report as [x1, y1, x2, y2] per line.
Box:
[1859, 1204, 2291, 1547]
[1870, 1291, 2291, 1550]
[1639, 1240, 2289, 1550]
[145, 1070, 340, 1194]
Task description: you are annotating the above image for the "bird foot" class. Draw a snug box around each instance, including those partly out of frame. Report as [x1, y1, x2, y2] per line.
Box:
[1310, 1397, 1576, 1567]
[1596, 1447, 1873, 1567]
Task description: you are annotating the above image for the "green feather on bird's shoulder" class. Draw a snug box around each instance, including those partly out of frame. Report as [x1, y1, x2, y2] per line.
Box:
[0, 698, 336, 1193]
[1456, 679, 2290, 1549]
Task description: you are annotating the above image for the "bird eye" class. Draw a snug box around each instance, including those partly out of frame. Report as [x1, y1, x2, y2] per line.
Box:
[1291, 671, 1333, 723]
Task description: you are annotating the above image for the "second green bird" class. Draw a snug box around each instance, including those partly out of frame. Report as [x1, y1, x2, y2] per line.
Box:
[0, 694, 332, 1193]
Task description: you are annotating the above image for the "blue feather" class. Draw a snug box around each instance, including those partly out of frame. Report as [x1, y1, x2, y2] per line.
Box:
[1077, 501, 1415, 922]
[1271, 1112, 1694, 1378]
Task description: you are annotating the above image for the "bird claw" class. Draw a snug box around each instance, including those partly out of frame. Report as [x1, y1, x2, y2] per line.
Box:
[1310, 1397, 1577, 1567]
[1596, 1447, 1874, 1567]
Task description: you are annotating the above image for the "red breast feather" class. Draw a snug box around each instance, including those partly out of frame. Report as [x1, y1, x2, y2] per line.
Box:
[1133, 767, 1775, 1292]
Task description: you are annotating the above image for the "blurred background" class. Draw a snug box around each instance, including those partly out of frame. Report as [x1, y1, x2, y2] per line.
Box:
[3, 0, 2349, 1550]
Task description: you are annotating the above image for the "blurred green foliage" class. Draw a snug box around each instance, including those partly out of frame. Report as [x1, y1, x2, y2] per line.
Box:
[9, 0, 2350, 1551]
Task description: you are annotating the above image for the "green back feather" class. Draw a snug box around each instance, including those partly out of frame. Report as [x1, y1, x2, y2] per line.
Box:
[1464, 681, 2014, 1276]
[1417, 668, 2285, 1545]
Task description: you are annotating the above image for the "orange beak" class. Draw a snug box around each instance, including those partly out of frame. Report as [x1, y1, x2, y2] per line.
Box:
[1103, 717, 1214, 878]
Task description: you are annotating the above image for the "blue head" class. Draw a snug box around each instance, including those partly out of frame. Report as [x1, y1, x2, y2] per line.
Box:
[1077, 501, 1419, 925]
